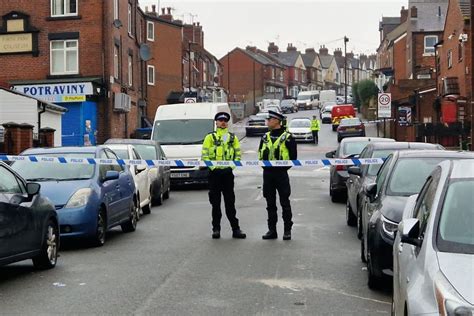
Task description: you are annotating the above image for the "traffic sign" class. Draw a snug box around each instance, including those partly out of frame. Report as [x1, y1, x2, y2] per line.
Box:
[184, 97, 197, 103]
[377, 93, 391, 118]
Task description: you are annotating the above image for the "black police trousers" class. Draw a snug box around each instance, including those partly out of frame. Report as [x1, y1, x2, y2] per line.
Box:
[262, 169, 293, 231]
[208, 168, 240, 231]
[312, 130, 319, 144]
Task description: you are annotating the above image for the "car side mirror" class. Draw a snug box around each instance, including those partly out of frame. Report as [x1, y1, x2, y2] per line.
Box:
[364, 182, 377, 203]
[26, 182, 41, 196]
[400, 218, 422, 247]
[348, 166, 362, 177]
[326, 150, 336, 158]
[104, 170, 120, 181]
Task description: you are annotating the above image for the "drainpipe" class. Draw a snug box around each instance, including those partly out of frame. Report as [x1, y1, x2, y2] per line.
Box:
[38, 101, 46, 132]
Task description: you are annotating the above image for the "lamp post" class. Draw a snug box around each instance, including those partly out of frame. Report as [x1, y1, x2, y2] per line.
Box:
[344, 36, 349, 104]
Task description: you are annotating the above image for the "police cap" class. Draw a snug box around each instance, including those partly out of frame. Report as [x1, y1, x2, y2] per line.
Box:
[267, 110, 284, 121]
[214, 112, 230, 122]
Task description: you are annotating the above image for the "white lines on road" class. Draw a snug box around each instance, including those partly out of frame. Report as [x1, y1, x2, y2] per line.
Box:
[255, 278, 390, 306]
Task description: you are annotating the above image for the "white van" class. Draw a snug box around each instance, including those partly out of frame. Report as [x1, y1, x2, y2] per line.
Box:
[296, 91, 319, 110]
[319, 90, 337, 108]
[151, 102, 232, 185]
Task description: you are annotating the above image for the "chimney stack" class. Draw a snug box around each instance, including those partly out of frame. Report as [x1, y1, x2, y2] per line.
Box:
[319, 45, 328, 55]
[161, 8, 166, 14]
[305, 48, 316, 54]
[410, 6, 417, 18]
[152, 5, 156, 13]
[268, 42, 279, 54]
[333, 48, 343, 57]
[167, 7, 172, 15]
[346, 51, 354, 59]
[400, 6, 408, 23]
[287, 43, 297, 52]
[246, 46, 257, 53]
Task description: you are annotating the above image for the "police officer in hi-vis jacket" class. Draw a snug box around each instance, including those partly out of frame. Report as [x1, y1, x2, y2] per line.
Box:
[258, 110, 297, 240]
[201, 112, 246, 239]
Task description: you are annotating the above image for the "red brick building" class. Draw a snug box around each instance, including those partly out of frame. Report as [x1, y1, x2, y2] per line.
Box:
[220, 46, 286, 104]
[437, 0, 471, 148]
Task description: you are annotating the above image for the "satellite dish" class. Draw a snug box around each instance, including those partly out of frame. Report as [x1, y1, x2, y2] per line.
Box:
[112, 19, 123, 28]
[139, 44, 151, 61]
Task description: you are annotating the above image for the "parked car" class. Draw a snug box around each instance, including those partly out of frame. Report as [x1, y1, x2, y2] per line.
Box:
[326, 137, 395, 202]
[288, 118, 313, 142]
[361, 150, 474, 289]
[296, 91, 319, 110]
[346, 142, 443, 232]
[320, 103, 336, 123]
[105, 139, 171, 207]
[280, 99, 298, 113]
[0, 162, 59, 269]
[103, 144, 152, 216]
[11, 146, 138, 247]
[337, 117, 365, 142]
[393, 159, 474, 315]
[246, 112, 269, 137]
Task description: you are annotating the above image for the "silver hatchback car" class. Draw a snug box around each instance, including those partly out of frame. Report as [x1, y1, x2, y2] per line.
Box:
[393, 158, 474, 315]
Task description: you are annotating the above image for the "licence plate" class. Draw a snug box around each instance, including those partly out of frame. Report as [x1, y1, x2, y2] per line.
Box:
[346, 128, 356, 131]
[171, 172, 190, 178]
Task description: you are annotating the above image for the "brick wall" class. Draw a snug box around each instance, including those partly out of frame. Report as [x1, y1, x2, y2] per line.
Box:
[393, 35, 408, 83]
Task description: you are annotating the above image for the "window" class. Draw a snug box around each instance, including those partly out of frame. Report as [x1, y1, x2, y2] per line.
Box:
[336, 72, 340, 83]
[0, 166, 23, 194]
[147, 21, 154, 41]
[424, 35, 438, 55]
[447, 50, 453, 69]
[127, 3, 132, 35]
[458, 42, 463, 61]
[375, 155, 393, 196]
[301, 70, 305, 82]
[271, 68, 275, 80]
[51, 0, 77, 17]
[113, 45, 119, 79]
[128, 54, 133, 86]
[50, 40, 78, 75]
[113, 0, 119, 20]
[147, 65, 155, 85]
[293, 68, 297, 79]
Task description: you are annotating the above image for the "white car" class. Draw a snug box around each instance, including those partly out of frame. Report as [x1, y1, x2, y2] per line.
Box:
[393, 158, 474, 315]
[320, 103, 336, 124]
[288, 118, 313, 142]
[104, 144, 152, 215]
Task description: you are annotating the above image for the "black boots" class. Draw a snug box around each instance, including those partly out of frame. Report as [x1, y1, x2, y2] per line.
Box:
[212, 229, 246, 239]
[283, 230, 291, 240]
[232, 229, 247, 239]
[212, 230, 220, 239]
[262, 230, 278, 240]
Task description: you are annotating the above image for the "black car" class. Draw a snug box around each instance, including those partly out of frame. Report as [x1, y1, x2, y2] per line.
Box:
[105, 138, 171, 206]
[0, 162, 59, 269]
[361, 150, 474, 289]
[326, 137, 395, 202]
[346, 142, 443, 230]
[245, 112, 269, 137]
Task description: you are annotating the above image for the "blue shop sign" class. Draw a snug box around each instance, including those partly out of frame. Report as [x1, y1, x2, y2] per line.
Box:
[13, 82, 94, 103]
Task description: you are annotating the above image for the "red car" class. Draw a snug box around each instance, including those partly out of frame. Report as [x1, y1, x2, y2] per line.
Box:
[336, 117, 365, 142]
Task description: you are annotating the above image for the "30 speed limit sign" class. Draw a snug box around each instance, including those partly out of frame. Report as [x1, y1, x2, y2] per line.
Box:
[377, 93, 392, 118]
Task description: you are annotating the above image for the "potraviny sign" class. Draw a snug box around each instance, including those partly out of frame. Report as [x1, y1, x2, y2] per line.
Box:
[13, 82, 94, 103]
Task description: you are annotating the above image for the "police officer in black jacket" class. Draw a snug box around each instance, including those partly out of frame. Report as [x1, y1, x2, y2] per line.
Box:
[258, 110, 297, 240]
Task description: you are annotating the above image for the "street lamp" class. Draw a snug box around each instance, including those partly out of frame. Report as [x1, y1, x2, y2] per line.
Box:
[344, 36, 349, 104]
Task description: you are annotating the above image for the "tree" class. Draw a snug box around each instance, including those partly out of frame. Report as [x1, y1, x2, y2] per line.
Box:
[352, 82, 360, 110]
[357, 79, 379, 109]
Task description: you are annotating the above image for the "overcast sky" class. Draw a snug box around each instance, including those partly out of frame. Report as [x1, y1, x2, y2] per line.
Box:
[139, 0, 407, 59]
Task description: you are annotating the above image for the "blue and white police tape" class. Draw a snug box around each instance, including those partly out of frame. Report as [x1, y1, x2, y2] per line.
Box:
[0, 155, 385, 167]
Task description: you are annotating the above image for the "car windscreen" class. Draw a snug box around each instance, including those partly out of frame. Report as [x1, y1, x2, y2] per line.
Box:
[152, 119, 214, 145]
[437, 179, 474, 254]
[297, 95, 310, 100]
[387, 157, 445, 196]
[11, 153, 96, 181]
[134, 145, 157, 160]
[108, 148, 129, 159]
[340, 118, 360, 126]
[289, 120, 310, 128]
[342, 141, 370, 157]
[280, 100, 293, 106]
[367, 149, 395, 176]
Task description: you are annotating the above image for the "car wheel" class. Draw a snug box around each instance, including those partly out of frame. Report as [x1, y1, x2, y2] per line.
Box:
[32, 220, 59, 269]
[332, 125, 337, 131]
[163, 185, 170, 200]
[346, 200, 357, 227]
[121, 200, 138, 233]
[93, 208, 107, 247]
[367, 246, 382, 289]
[337, 136, 342, 143]
[357, 206, 363, 240]
[143, 193, 152, 214]
[152, 183, 163, 206]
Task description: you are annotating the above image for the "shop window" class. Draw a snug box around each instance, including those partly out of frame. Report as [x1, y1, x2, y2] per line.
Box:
[147, 21, 154, 41]
[51, 0, 78, 17]
[50, 40, 78, 75]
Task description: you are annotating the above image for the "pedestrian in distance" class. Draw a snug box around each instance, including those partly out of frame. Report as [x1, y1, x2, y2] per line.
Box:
[201, 112, 246, 239]
[258, 110, 297, 240]
[311, 115, 320, 144]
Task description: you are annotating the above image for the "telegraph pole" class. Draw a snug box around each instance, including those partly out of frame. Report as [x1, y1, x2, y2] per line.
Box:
[471, 2, 474, 150]
[344, 36, 349, 104]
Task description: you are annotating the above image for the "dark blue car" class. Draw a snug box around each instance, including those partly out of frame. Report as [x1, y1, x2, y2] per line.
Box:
[11, 146, 138, 247]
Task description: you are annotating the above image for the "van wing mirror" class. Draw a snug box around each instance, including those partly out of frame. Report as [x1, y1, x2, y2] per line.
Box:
[364, 182, 377, 202]
[400, 218, 422, 247]
[325, 150, 336, 158]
